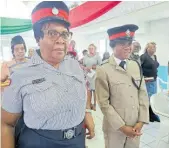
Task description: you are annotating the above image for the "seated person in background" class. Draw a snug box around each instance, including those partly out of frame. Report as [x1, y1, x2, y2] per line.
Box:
[140, 42, 160, 122]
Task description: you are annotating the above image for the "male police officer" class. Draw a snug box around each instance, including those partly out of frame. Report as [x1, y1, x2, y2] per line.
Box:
[95, 24, 149, 148]
[1, 1, 94, 148]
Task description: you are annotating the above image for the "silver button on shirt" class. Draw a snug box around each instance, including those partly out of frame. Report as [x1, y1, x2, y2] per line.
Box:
[2, 50, 87, 130]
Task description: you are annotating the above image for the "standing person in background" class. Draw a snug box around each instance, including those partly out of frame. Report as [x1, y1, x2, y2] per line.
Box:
[83, 44, 102, 111]
[79, 49, 88, 65]
[70, 32, 73, 40]
[82, 49, 88, 57]
[96, 24, 149, 148]
[68, 40, 78, 60]
[28, 48, 35, 58]
[140, 42, 160, 122]
[130, 41, 141, 64]
[1, 35, 28, 88]
[102, 51, 110, 61]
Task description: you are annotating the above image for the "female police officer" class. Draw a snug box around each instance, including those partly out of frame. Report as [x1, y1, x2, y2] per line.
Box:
[1, 35, 28, 86]
[1, 1, 94, 148]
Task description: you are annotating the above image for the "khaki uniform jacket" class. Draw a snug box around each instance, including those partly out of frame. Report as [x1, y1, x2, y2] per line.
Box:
[95, 55, 149, 132]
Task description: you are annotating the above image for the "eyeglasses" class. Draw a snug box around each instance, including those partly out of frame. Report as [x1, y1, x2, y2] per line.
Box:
[43, 30, 71, 41]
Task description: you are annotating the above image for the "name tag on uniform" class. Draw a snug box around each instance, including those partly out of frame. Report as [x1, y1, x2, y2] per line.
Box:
[32, 78, 46, 84]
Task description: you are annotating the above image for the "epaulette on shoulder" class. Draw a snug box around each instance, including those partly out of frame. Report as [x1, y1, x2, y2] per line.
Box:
[128, 58, 140, 66]
[128, 58, 142, 77]
[101, 59, 108, 65]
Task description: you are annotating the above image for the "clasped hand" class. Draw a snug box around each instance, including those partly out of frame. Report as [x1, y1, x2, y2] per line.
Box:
[120, 122, 143, 138]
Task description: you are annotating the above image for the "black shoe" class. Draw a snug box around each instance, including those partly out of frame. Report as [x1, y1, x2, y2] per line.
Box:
[151, 116, 160, 122]
[154, 117, 160, 122]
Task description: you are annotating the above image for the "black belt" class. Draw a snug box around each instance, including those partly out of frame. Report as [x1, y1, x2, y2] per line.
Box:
[145, 79, 155, 82]
[30, 121, 84, 140]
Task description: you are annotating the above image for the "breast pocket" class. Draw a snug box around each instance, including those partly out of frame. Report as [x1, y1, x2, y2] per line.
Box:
[24, 81, 59, 113]
[111, 81, 128, 96]
[110, 81, 129, 108]
[72, 77, 86, 100]
[24, 81, 54, 95]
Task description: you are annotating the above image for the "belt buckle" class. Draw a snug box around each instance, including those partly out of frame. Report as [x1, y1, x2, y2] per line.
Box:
[64, 127, 76, 140]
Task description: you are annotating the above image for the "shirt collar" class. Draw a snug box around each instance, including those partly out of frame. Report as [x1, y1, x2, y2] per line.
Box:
[113, 55, 126, 65]
[30, 49, 68, 66]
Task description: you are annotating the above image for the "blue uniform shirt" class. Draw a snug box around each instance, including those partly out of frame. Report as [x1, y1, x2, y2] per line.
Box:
[2, 50, 87, 130]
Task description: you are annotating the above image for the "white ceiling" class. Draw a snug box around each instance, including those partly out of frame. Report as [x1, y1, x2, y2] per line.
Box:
[71, 1, 169, 35]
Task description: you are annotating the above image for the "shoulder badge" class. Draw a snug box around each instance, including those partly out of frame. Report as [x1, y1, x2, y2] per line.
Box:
[1, 79, 11, 87]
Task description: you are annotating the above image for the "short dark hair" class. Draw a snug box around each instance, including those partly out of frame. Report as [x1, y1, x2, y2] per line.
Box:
[70, 32, 73, 36]
[82, 49, 87, 54]
[11, 35, 27, 55]
[110, 39, 132, 48]
[33, 21, 69, 42]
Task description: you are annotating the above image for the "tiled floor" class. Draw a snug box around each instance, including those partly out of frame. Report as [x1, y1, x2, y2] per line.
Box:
[86, 105, 169, 148]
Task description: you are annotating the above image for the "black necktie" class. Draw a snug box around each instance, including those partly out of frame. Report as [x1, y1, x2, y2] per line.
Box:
[119, 61, 126, 70]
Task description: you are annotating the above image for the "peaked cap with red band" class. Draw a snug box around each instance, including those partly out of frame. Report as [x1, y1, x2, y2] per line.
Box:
[31, 1, 70, 28]
[107, 24, 138, 44]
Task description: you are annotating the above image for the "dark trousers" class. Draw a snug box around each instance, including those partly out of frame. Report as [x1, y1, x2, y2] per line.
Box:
[15, 119, 85, 148]
[145, 81, 160, 122]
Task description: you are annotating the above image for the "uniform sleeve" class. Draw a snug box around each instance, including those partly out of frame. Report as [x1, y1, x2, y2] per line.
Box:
[138, 77, 149, 124]
[95, 67, 125, 130]
[1, 72, 23, 113]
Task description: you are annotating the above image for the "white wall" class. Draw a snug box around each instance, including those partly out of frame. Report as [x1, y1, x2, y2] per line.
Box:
[79, 17, 169, 66]
[137, 18, 169, 66]
[72, 34, 88, 53]
[1, 30, 38, 61]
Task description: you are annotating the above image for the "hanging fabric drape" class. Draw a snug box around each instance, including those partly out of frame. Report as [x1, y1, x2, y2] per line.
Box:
[0, 1, 121, 34]
[69, 1, 121, 28]
[0, 17, 32, 35]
